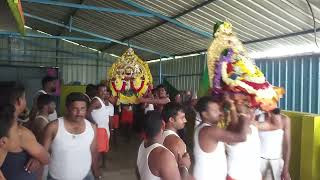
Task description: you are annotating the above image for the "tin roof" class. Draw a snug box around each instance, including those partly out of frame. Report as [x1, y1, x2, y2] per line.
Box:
[22, 0, 320, 60]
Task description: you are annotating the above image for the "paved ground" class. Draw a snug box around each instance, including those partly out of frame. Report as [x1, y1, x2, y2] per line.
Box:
[99, 131, 195, 180]
[100, 134, 141, 180]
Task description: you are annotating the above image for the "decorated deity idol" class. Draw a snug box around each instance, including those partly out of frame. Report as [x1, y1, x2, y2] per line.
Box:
[208, 21, 284, 111]
[108, 48, 153, 104]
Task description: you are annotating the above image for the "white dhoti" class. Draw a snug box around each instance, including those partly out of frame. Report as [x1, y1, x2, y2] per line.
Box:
[260, 158, 284, 180]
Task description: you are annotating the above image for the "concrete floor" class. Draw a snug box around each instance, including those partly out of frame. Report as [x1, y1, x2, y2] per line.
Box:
[101, 134, 141, 180]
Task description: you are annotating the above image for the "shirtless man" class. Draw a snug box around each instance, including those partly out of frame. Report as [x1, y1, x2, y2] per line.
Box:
[0, 83, 50, 180]
[255, 108, 291, 180]
[193, 96, 250, 180]
[31, 94, 56, 140]
[29, 94, 55, 180]
[136, 111, 193, 180]
[0, 105, 20, 180]
[161, 102, 187, 161]
[30, 76, 58, 122]
[139, 84, 170, 112]
[143, 90, 154, 114]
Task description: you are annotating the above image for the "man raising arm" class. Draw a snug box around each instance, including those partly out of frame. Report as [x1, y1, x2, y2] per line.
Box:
[193, 96, 250, 180]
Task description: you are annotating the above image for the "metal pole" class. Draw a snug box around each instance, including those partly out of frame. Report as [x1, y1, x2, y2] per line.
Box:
[22, 0, 154, 17]
[96, 52, 99, 84]
[159, 56, 162, 84]
[55, 39, 58, 67]
[69, 16, 72, 32]
[24, 13, 171, 57]
[8, 37, 11, 63]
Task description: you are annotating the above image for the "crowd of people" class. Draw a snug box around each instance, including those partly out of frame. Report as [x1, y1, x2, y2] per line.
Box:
[0, 75, 291, 180]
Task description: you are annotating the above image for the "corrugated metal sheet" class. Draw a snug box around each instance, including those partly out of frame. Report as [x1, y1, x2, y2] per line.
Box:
[0, 37, 8, 49]
[150, 53, 320, 114]
[0, 36, 116, 85]
[21, 0, 320, 60]
[256, 54, 320, 114]
[149, 54, 205, 94]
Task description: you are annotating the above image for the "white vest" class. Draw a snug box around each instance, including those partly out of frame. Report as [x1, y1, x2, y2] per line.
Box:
[160, 129, 186, 153]
[137, 142, 175, 180]
[259, 129, 284, 159]
[226, 125, 261, 179]
[257, 113, 284, 159]
[193, 123, 227, 180]
[91, 97, 110, 136]
[49, 118, 94, 180]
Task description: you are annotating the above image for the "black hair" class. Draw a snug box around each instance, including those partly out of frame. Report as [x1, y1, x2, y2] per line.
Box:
[85, 84, 97, 98]
[0, 104, 16, 138]
[96, 84, 108, 92]
[86, 84, 96, 94]
[37, 94, 55, 110]
[144, 111, 162, 139]
[42, 76, 57, 88]
[162, 102, 184, 123]
[156, 84, 166, 91]
[106, 88, 112, 94]
[0, 83, 25, 107]
[195, 96, 219, 114]
[96, 84, 106, 90]
[151, 88, 157, 94]
[272, 108, 281, 115]
[182, 91, 193, 103]
[66, 92, 89, 107]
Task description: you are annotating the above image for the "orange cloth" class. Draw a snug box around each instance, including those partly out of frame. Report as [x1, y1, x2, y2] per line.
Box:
[112, 115, 120, 129]
[121, 109, 133, 125]
[97, 128, 109, 153]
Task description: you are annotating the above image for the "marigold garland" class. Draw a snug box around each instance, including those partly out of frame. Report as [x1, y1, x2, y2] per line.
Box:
[108, 48, 153, 104]
[208, 21, 284, 111]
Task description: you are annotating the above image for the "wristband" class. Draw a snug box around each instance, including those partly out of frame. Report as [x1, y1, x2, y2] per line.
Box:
[179, 166, 189, 173]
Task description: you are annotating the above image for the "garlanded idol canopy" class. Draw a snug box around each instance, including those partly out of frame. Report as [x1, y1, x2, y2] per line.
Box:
[207, 21, 284, 111]
[108, 48, 153, 104]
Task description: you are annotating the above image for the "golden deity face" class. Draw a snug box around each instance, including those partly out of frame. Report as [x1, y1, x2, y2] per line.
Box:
[108, 48, 153, 104]
[124, 66, 134, 79]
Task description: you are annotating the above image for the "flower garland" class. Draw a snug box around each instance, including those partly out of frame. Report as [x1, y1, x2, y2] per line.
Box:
[213, 48, 233, 94]
[130, 80, 145, 93]
[111, 80, 126, 93]
[221, 62, 278, 99]
[208, 21, 284, 111]
[108, 48, 153, 104]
